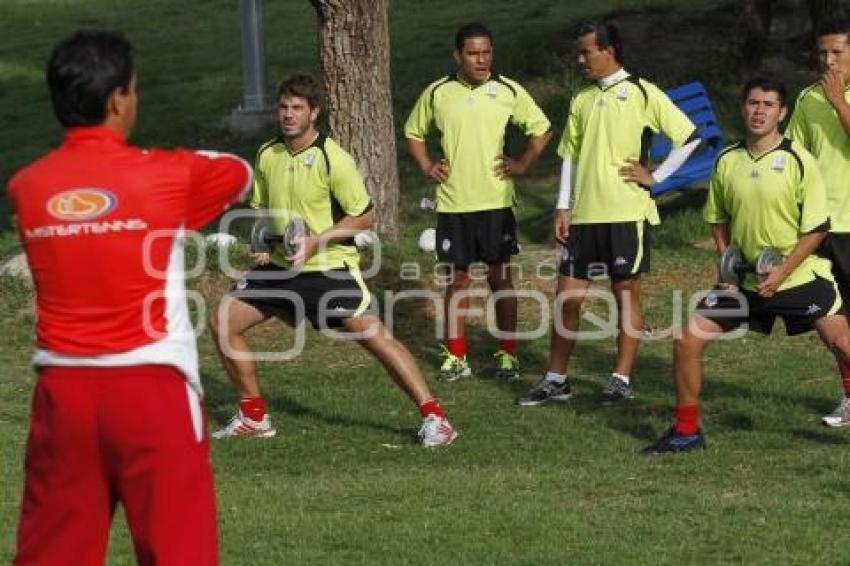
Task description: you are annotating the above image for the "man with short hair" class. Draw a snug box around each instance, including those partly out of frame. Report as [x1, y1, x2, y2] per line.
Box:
[644, 78, 850, 454]
[211, 73, 457, 448]
[8, 30, 252, 563]
[405, 22, 552, 382]
[518, 21, 699, 407]
[786, 19, 850, 426]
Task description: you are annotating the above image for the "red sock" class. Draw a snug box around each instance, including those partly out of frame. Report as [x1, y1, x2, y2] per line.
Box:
[419, 398, 445, 419]
[447, 337, 467, 357]
[498, 339, 517, 356]
[239, 397, 266, 422]
[840, 362, 850, 396]
[674, 404, 700, 435]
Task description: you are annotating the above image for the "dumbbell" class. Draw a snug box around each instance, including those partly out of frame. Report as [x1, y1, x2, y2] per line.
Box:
[250, 216, 308, 257]
[718, 243, 783, 285]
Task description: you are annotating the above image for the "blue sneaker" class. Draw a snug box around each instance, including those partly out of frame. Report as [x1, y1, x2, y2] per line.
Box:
[642, 428, 706, 455]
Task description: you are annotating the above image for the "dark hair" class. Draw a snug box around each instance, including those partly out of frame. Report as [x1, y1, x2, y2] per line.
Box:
[577, 21, 623, 63]
[455, 22, 493, 51]
[740, 76, 787, 106]
[817, 18, 850, 39]
[277, 73, 323, 109]
[46, 30, 134, 128]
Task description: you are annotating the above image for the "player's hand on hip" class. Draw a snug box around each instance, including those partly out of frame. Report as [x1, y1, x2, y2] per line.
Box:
[494, 155, 526, 179]
[287, 235, 320, 265]
[619, 158, 655, 187]
[553, 209, 571, 246]
[821, 69, 847, 109]
[250, 252, 271, 266]
[756, 264, 788, 298]
[423, 159, 449, 183]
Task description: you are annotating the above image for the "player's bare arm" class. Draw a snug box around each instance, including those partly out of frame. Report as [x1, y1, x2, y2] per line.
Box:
[710, 223, 736, 290]
[288, 208, 375, 264]
[618, 158, 655, 186]
[407, 138, 449, 183]
[494, 130, 552, 179]
[757, 230, 827, 298]
[821, 69, 850, 134]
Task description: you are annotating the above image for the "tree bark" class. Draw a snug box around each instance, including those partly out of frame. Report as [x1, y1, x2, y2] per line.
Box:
[310, 0, 399, 239]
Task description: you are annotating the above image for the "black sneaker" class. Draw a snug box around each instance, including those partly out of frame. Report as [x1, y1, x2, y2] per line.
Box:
[517, 377, 572, 406]
[641, 428, 706, 455]
[597, 374, 634, 404]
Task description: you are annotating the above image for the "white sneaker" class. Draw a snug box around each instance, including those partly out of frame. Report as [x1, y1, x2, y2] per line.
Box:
[212, 411, 277, 439]
[418, 414, 457, 447]
[822, 397, 850, 427]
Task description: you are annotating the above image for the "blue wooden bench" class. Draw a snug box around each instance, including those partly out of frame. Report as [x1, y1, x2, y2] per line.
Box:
[648, 81, 724, 196]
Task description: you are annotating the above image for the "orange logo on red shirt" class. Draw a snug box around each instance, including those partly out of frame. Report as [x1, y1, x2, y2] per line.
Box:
[46, 189, 117, 221]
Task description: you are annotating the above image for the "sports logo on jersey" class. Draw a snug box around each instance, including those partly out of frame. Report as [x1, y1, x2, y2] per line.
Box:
[47, 189, 117, 221]
[304, 154, 316, 168]
[771, 155, 786, 171]
[486, 83, 498, 98]
[616, 84, 629, 101]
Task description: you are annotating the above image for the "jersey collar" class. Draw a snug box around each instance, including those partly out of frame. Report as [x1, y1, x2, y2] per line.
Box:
[598, 68, 630, 90]
[455, 71, 495, 90]
[282, 131, 324, 156]
[743, 136, 789, 161]
[64, 125, 127, 145]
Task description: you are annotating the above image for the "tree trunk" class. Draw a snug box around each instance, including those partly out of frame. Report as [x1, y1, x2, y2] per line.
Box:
[310, 0, 399, 239]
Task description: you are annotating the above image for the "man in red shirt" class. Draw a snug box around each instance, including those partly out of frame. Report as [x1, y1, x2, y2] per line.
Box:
[7, 30, 251, 564]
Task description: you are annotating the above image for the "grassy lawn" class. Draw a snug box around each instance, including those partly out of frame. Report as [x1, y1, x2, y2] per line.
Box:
[2, 0, 847, 564]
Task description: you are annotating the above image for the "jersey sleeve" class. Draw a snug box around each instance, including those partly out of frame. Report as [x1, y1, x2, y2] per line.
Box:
[646, 82, 696, 147]
[404, 84, 436, 141]
[556, 95, 582, 160]
[797, 150, 829, 233]
[785, 96, 809, 149]
[183, 150, 252, 230]
[703, 159, 729, 224]
[509, 83, 551, 137]
[249, 149, 269, 210]
[329, 151, 371, 217]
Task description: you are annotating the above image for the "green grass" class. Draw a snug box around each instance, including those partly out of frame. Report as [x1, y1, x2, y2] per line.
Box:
[2, 0, 847, 564]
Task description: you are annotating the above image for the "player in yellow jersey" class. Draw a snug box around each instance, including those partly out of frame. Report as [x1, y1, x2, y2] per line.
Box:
[518, 22, 698, 407]
[211, 74, 457, 447]
[645, 78, 850, 454]
[405, 23, 552, 382]
[786, 19, 850, 427]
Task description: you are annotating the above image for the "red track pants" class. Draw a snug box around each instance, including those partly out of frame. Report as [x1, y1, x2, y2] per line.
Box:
[13, 365, 217, 565]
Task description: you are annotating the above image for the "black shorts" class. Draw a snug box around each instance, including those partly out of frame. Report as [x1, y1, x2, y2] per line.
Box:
[695, 275, 842, 336]
[230, 265, 372, 329]
[436, 207, 518, 267]
[818, 233, 850, 307]
[559, 221, 651, 279]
